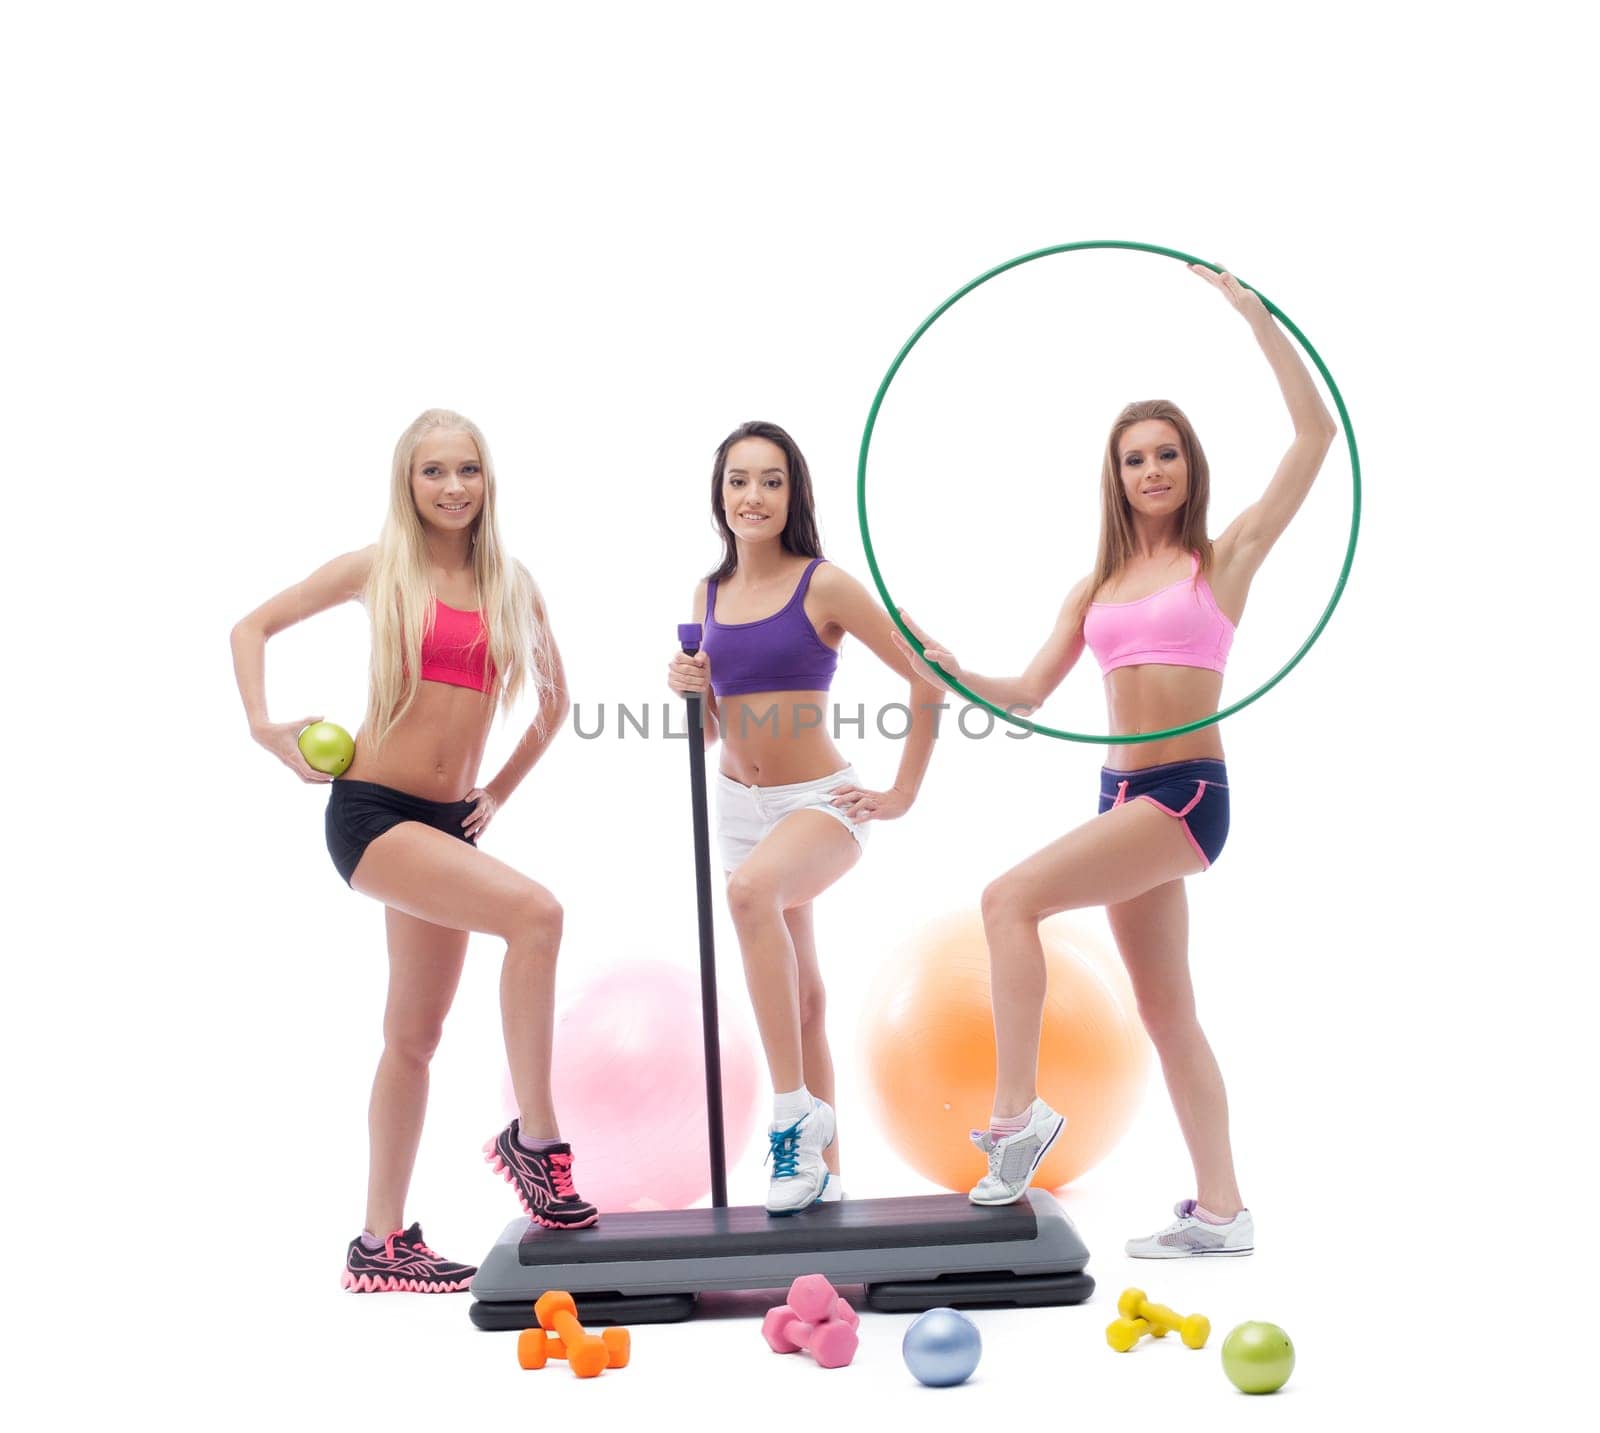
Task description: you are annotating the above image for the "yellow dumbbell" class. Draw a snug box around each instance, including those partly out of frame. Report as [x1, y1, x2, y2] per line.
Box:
[1105, 1315, 1173, 1352]
[1106, 1316, 1150, 1352]
[1117, 1288, 1210, 1350]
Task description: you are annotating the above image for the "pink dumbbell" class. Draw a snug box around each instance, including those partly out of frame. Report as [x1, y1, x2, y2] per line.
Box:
[761, 1274, 860, 1368]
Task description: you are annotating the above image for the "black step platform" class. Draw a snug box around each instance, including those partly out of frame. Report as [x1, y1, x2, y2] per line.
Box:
[469, 1190, 1093, 1328]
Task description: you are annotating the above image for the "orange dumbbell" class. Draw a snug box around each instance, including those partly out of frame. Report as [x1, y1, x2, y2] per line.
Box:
[517, 1325, 630, 1371]
[532, 1291, 610, 1378]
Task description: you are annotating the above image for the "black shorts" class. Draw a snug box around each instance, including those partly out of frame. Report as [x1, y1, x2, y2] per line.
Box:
[325, 778, 478, 885]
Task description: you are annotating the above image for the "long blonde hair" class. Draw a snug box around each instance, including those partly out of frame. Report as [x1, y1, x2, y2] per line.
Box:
[362, 409, 554, 749]
[1074, 399, 1214, 628]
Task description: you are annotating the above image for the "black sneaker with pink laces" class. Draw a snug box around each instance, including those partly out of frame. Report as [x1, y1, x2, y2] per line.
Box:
[341, 1222, 477, 1292]
[483, 1119, 599, 1229]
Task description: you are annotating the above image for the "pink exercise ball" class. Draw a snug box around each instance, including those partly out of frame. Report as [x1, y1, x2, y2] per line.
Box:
[501, 961, 760, 1212]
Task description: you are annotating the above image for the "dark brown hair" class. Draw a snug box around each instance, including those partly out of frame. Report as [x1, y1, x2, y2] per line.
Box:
[706, 420, 824, 582]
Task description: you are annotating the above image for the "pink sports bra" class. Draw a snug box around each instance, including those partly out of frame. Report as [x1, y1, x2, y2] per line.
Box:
[421, 598, 496, 693]
[1082, 552, 1235, 676]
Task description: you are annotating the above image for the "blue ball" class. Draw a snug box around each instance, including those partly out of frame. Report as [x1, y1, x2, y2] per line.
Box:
[902, 1307, 982, 1387]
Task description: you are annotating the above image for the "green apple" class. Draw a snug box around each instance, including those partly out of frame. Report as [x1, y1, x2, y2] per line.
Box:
[1221, 1321, 1294, 1394]
[298, 721, 355, 777]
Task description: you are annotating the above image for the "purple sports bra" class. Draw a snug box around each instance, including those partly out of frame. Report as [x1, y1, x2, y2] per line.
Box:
[702, 557, 840, 697]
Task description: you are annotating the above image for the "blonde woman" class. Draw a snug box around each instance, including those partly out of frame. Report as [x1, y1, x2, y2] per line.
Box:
[898, 268, 1338, 1256]
[231, 409, 596, 1294]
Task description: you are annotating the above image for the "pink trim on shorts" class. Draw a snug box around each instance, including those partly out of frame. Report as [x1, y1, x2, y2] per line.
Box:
[1135, 782, 1211, 869]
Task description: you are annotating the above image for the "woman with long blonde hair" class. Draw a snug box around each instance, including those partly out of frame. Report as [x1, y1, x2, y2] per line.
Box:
[898, 267, 1338, 1255]
[231, 409, 596, 1294]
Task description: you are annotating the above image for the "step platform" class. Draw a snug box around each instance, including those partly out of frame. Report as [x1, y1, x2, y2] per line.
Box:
[468, 1189, 1093, 1328]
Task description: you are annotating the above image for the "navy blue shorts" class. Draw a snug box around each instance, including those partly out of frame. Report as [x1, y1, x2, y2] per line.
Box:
[325, 778, 478, 886]
[1098, 758, 1230, 869]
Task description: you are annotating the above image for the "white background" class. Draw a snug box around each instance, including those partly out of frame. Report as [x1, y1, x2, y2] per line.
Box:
[7, 2, 1594, 1429]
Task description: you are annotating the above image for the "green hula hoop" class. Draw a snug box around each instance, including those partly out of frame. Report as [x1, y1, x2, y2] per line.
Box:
[856, 239, 1360, 744]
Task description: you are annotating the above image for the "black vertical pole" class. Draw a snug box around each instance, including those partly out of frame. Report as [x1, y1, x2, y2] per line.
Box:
[678, 623, 728, 1209]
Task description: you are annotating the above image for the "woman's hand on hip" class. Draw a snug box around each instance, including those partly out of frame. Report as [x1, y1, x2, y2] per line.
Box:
[462, 787, 499, 841]
[829, 781, 911, 824]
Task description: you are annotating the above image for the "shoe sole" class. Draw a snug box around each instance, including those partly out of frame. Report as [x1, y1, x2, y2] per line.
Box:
[483, 1138, 600, 1230]
[341, 1271, 475, 1293]
[967, 1114, 1066, 1206]
[766, 1171, 831, 1217]
[1126, 1245, 1255, 1259]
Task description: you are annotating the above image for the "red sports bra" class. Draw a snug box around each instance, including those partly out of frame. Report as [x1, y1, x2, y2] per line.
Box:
[421, 598, 495, 693]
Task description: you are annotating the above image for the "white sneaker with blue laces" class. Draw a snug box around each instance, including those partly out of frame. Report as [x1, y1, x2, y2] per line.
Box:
[764, 1097, 836, 1214]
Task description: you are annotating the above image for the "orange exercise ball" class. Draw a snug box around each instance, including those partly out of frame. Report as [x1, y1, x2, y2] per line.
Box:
[861, 911, 1150, 1193]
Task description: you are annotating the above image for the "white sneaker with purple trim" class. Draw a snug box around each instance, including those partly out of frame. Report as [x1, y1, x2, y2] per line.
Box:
[967, 1098, 1066, 1206]
[1125, 1200, 1255, 1258]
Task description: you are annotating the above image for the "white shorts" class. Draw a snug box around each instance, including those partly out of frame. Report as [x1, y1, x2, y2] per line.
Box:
[716, 765, 870, 872]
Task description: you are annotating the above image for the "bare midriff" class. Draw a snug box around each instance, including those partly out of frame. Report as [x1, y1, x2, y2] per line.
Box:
[716, 689, 846, 786]
[1101, 665, 1226, 771]
[345, 680, 495, 798]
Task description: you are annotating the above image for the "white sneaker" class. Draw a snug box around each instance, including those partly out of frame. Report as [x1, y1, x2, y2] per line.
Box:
[1125, 1200, 1255, 1258]
[765, 1098, 836, 1214]
[967, 1098, 1066, 1206]
[819, 1180, 846, 1202]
